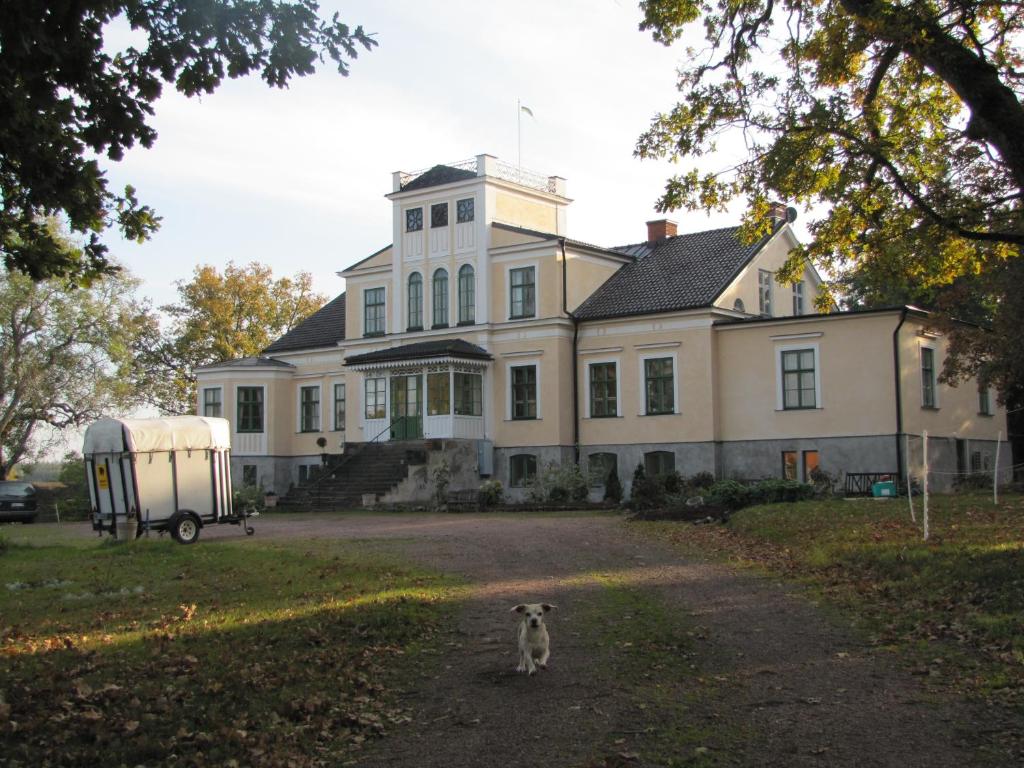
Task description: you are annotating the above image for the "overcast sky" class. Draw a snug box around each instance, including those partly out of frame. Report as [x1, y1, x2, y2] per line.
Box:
[99, 0, 787, 309]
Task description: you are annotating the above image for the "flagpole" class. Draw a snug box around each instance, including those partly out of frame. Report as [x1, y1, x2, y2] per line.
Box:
[517, 97, 521, 173]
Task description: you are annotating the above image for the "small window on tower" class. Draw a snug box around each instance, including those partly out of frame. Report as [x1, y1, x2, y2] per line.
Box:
[431, 203, 448, 228]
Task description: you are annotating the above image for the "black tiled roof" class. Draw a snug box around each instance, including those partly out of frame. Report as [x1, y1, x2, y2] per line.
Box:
[195, 356, 294, 371]
[574, 226, 776, 320]
[263, 293, 346, 353]
[345, 338, 492, 366]
[401, 164, 477, 192]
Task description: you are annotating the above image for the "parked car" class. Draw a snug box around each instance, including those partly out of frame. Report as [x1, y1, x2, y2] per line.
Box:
[0, 481, 38, 523]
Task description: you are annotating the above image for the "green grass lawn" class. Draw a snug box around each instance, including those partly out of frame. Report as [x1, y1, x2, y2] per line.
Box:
[0, 530, 459, 767]
[636, 493, 1024, 713]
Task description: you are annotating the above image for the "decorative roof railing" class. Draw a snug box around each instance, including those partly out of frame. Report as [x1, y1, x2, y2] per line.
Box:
[397, 157, 559, 195]
[489, 159, 559, 194]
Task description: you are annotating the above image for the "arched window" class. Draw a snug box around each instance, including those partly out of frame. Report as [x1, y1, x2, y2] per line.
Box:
[510, 454, 537, 487]
[458, 264, 475, 324]
[733, 298, 745, 313]
[432, 269, 449, 327]
[588, 452, 618, 487]
[644, 450, 675, 477]
[407, 272, 423, 330]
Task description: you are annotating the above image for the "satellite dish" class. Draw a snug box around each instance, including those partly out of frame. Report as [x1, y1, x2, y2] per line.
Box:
[786, 206, 798, 223]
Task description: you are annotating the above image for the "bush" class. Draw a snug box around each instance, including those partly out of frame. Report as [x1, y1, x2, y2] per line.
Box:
[749, 479, 815, 505]
[662, 470, 683, 494]
[689, 471, 716, 490]
[809, 466, 838, 496]
[604, 467, 623, 503]
[629, 463, 666, 510]
[478, 479, 504, 507]
[706, 480, 752, 511]
[527, 461, 589, 504]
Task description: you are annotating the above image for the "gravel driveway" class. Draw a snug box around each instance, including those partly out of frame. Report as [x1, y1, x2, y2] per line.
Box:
[42, 512, 1002, 766]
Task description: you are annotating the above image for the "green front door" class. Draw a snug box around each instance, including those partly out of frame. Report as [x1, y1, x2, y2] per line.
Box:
[390, 375, 423, 440]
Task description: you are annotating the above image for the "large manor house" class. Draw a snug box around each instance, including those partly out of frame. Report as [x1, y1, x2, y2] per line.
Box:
[196, 154, 1008, 500]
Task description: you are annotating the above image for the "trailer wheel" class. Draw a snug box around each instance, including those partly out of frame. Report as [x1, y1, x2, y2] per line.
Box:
[170, 513, 201, 545]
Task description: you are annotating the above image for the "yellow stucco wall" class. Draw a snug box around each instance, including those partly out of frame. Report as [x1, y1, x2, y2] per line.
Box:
[898, 318, 1005, 439]
[493, 189, 562, 233]
[577, 321, 717, 446]
[716, 230, 822, 316]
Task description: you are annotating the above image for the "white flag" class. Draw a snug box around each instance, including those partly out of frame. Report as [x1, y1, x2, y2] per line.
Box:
[520, 105, 534, 118]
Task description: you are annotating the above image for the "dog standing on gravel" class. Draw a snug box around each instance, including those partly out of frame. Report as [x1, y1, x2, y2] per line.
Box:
[510, 603, 556, 675]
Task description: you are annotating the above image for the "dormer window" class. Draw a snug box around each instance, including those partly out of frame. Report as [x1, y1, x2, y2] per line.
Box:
[406, 207, 423, 232]
[457, 198, 474, 223]
[431, 203, 448, 228]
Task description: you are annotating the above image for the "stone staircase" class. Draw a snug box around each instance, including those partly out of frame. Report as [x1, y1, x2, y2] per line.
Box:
[278, 441, 428, 511]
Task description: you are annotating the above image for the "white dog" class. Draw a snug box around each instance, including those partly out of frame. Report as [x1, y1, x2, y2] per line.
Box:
[510, 603, 556, 675]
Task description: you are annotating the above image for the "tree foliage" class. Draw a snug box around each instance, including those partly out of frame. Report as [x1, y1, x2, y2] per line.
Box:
[0, 1, 375, 281]
[0, 252, 155, 476]
[637, 0, 1024, 396]
[138, 262, 326, 415]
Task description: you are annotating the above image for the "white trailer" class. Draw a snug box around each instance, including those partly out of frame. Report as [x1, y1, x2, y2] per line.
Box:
[84, 416, 255, 544]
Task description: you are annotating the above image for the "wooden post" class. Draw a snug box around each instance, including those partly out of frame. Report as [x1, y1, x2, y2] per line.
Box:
[994, 430, 1002, 506]
[905, 433, 915, 523]
[922, 429, 929, 541]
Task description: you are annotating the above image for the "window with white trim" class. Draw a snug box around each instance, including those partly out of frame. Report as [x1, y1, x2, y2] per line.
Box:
[758, 270, 773, 316]
[589, 362, 617, 418]
[458, 264, 475, 325]
[364, 287, 385, 336]
[407, 273, 423, 330]
[978, 384, 992, 416]
[781, 349, 817, 409]
[432, 269, 449, 327]
[405, 207, 422, 232]
[333, 383, 346, 431]
[792, 281, 805, 315]
[644, 357, 674, 415]
[237, 387, 264, 433]
[511, 365, 537, 420]
[510, 266, 536, 319]
[202, 387, 222, 418]
[364, 378, 386, 419]
[299, 385, 320, 432]
[454, 373, 482, 416]
[921, 347, 937, 408]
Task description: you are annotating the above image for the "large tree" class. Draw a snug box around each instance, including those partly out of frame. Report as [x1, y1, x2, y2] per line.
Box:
[138, 261, 326, 415]
[0, 1, 374, 282]
[636, 0, 1023, 398]
[0, 247, 156, 477]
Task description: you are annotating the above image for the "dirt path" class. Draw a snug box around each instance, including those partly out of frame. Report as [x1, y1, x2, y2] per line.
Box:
[41, 514, 1002, 765]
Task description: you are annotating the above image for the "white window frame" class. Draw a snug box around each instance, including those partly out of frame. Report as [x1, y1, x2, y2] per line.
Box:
[363, 376, 387, 421]
[332, 381, 346, 431]
[978, 384, 993, 416]
[758, 269, 774, 316]
[774, 342, 823, 411]
[505, 261, 540, 320]
[584, 357, 621, 419]
[792, 281, 804, 315]
[362, 285, 387, 336]
[234, 384, 267, 434]
[505, 359, 542, 421]
[406, 271, 423, 330]
[920, 342, 939, 408]
[637, 352, 679, 416]
[296, 383, 322, 433]
[200, 386, 223, 418]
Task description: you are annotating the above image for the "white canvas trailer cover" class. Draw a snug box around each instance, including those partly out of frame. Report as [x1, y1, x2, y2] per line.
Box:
[84, 416, 253, 544]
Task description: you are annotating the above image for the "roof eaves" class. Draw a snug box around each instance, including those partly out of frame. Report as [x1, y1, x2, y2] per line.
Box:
[341, 243, 392, 273]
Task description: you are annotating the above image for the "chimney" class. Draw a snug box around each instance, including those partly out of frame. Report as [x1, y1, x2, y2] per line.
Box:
[768, 201, 793, 226]
[646, 219, 678, 243]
